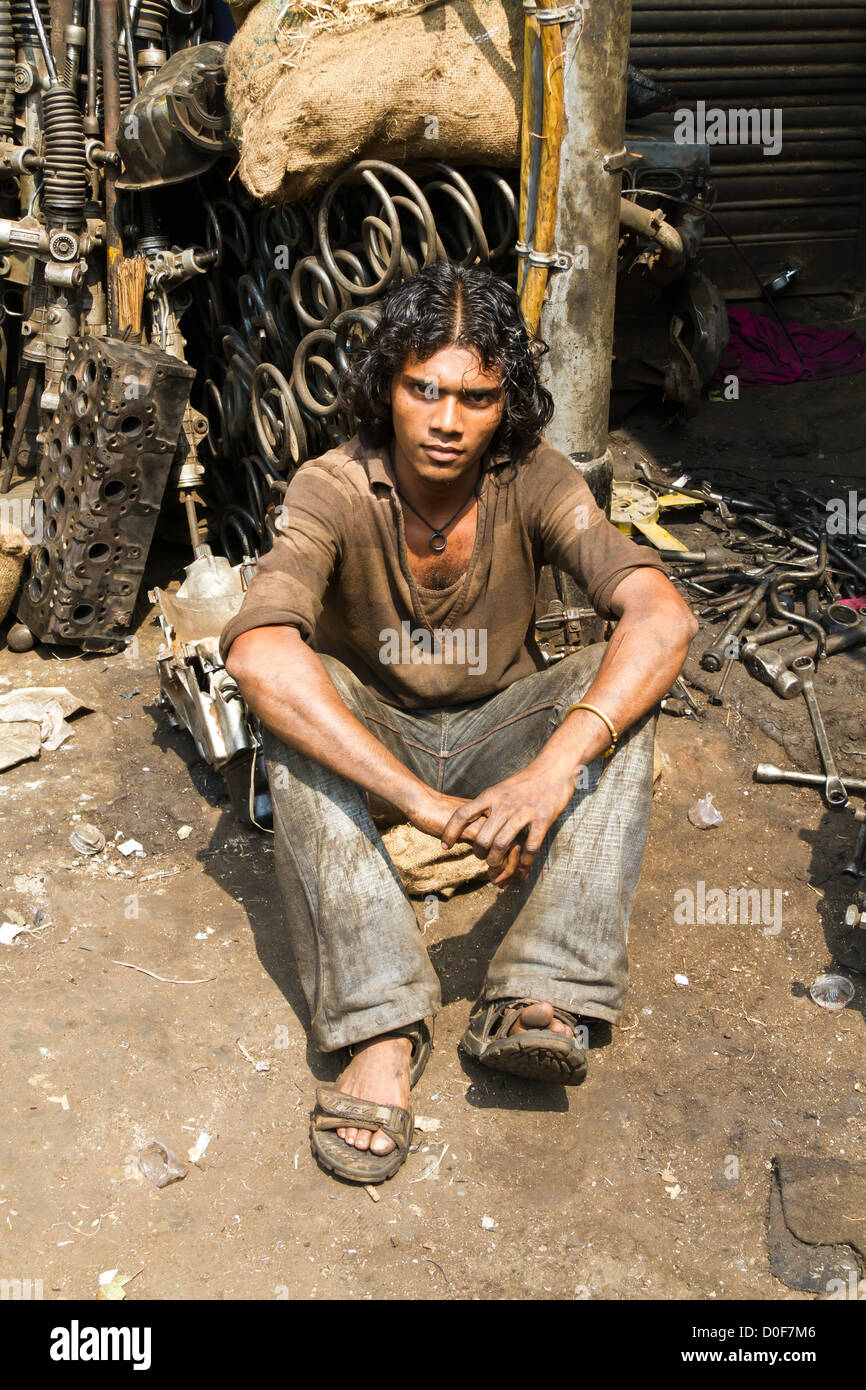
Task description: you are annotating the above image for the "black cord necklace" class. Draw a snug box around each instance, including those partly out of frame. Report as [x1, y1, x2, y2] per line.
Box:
[395, 486, 476, 553]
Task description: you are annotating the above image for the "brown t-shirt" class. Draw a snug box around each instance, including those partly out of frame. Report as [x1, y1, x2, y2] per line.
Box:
[219, 433, 668, 709]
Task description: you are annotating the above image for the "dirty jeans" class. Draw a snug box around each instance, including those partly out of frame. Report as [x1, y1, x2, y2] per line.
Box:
[262, 643, 658, 1052]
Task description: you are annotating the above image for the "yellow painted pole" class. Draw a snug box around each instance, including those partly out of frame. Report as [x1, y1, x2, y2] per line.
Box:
[518, 0, 566, 335]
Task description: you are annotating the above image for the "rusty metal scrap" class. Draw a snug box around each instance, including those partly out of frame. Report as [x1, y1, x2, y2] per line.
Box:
[17, 333, 194, 648]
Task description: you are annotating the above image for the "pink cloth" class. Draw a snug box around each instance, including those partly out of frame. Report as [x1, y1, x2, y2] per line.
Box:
[715, 307, 866, 386]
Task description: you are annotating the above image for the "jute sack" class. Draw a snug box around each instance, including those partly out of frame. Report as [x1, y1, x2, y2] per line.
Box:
[0, 528, 29, 624]
[226, 0, 524, 204]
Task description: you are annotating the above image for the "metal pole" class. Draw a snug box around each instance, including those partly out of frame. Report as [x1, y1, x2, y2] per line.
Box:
[98, 0, 122, 332]
[536, 0, 633, 507]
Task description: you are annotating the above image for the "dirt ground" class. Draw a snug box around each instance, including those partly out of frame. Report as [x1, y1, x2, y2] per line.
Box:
[0, 297, 864, 1302]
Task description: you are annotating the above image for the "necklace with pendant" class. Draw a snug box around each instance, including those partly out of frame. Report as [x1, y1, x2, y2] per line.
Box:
[396, 487, 475, 553]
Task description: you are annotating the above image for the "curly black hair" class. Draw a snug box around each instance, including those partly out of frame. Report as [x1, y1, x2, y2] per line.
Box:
[337, 261, 555, 462]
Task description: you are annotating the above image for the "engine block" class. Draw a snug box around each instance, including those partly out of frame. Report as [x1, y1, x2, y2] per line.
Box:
[17, 334, 194, 651]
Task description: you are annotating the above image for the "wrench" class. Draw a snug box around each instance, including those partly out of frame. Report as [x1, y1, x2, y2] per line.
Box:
[755, 764, 866, 795]
[789, 656, 847, 806]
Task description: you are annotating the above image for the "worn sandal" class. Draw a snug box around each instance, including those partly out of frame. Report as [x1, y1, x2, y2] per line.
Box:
[345, 1018, 432, 1090]
[460, 997, 588, 1085]
[310, 1087, 414, 1184]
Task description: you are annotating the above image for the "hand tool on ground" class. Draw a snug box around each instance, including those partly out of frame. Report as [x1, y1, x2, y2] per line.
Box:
[822, 602, 861, 635]
[789, 656, 847, 807]
[670, 676, 702, 716]
[764, 540, 830, 657]
[745, 514, 818, 556]
[662, 548, 758, 567]
[755, 765, 866, 796]
[709, 655, 736, 706]
[700, 577, 769, 671]
[697, 586, 755, 617]
[742, 622, 866, 698]
[662, 471, 769, 517]
[740, 622, 799, 652]
[660, 696, 695, 717]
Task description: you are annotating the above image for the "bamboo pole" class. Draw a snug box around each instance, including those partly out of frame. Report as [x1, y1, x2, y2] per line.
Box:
[517, 6, 540, 301]
[518, 0, 566, 335]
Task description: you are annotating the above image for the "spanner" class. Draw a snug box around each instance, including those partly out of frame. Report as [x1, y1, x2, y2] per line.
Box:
[789, 655, 847, 806]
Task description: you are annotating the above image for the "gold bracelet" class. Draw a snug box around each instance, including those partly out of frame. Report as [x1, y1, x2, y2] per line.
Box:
[561, 701, 619, 757]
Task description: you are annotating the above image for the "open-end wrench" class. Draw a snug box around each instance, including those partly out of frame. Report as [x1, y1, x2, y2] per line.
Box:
[789, 656, 847, 806]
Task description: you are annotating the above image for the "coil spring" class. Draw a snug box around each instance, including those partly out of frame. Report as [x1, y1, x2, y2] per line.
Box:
[0, 0, 14, 138]
[9, 0, 48, 47]
[136, 0, 168, 45]
[42, 83, 88, 227]
[176, 160, 519, 561]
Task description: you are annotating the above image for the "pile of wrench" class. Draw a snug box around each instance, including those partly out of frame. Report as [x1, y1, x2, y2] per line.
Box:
[646, 463, 866, 944]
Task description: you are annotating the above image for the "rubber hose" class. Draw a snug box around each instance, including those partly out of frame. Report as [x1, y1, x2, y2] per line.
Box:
[0, 0, 14, 137]
[41, 82, 88, 227]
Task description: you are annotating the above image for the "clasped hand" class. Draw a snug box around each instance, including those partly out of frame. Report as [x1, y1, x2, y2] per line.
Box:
[412, 765, 578, 886]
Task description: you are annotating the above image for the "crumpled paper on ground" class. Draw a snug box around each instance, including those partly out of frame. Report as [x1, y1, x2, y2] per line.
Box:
[0, 686, 94, 771]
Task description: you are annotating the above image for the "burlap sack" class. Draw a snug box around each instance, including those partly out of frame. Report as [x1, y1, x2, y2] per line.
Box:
[0, 528, 29, 624]
[226, 0, 524, 204]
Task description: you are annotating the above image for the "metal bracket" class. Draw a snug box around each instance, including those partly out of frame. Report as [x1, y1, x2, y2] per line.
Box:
[516, 242, 572, 271]
[528, 248, 572, 270]
[603, 147, 642, 174]
[522, 2, 579, 24]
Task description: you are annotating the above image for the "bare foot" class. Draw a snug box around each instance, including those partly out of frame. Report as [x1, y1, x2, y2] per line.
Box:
[335, 1034, 412, 1156]
[508, 1000, 575, 1039]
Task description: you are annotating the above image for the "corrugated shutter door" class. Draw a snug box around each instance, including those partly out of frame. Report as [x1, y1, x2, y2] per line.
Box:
[630, 0, 866, 296]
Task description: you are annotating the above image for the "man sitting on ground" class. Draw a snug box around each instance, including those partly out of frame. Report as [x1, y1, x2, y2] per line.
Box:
[221, 261, 697, 1184]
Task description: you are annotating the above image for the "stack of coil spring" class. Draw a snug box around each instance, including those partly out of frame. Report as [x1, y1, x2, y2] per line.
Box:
[179, 158, 521, 564]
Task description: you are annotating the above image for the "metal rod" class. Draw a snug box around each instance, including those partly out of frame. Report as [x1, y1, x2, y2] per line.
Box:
[0, 364, 39, 493]
[97, 0, 122, 332]
[26, 0, 58, 81]
[118, 0, 138, 99]
[85, 0, 97, 122]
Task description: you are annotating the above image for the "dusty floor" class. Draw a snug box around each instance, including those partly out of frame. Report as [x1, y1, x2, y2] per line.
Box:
[0, 299, 864, 1302]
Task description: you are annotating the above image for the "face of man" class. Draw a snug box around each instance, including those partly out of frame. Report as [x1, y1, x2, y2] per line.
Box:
[388, 346, 505, 493]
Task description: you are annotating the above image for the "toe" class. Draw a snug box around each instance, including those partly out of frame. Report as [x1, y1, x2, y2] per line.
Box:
[511, 1000, 554, 1033]
[548, 1017, 575, 1038]
[370, 1129, 396, 1156]
[353, 1127, 372, 1151]
[344, 1127, 358, 1146]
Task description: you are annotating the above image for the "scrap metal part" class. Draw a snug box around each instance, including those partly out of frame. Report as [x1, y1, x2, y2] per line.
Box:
[16, 334, 194, 649]
[151, 550, 271, 829]
[116, 42, 234, 192]
[612, 119, 728, 417]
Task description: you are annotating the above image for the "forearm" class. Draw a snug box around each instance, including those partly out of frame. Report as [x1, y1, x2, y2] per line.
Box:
[533, 570, 698, 781]
[226, 628, 435, 820]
